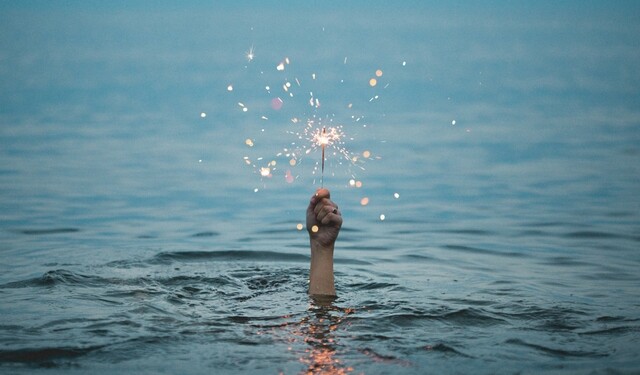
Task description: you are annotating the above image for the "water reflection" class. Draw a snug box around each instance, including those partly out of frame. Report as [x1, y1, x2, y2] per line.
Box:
[296, 296, 355, 375]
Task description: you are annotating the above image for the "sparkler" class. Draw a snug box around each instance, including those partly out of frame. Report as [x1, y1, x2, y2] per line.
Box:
[309, 125, 343, 187]
[233, 51, 390, 191]
[320, 127, 326, 187]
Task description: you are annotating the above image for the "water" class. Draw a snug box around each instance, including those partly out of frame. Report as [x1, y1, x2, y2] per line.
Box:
[1, 2, 639, 374]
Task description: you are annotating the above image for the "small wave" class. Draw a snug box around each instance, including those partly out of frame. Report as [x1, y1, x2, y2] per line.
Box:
[342, 245, 391, 251]
[14, 228, 79, 235]
[440, 308, 506, 326]
[149, 250, 309, 264]
[0, 346, 102, 367]
[540, 256, 591, 267]
[442, 244, 526, 258]
[563, 231, 627, 240]
[383, 307, 505, 327]
[190, 231, 220, 237]
[505, 338, 608, 358]
[347, 282, 399, 291]
[360, 347, 411, 365]
[0, 269, 108, 289]
[423, 343, 472, 358]
[398, 254, 436, 262]
[436, 229, 494, 236]
[580, 326, 639, 336]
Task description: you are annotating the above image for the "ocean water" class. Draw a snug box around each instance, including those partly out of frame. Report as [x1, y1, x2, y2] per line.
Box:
[1, 2, 639, 374]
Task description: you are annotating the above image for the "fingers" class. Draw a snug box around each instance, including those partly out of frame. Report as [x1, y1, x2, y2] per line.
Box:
[308, 188, 341, 228]
[314, 197, 340, 225]
[308, 188, 331, 217]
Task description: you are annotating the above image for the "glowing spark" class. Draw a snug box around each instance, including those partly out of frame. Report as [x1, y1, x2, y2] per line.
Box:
[375, 69, 383, 77]
[200, 112, 206, 118]
[380, 214, 386, 221]
[227, 85, 233, 91]
[311, 126, 341, 149]
[369, 78, 377, 87]
[321, 127, 326, 187]
[296, 223, 304, 231]
[394, 192, 400, 199]
[246, 45, 255, 62]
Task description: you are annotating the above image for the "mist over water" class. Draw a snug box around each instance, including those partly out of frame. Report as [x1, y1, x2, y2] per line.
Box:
[1, 2, 639, 373]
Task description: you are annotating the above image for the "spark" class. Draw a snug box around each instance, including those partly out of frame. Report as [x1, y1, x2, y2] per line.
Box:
[311, 126, 341, 149]
[320, 127, 326, 187]
[260, 167, 271, 177]
[246, 45, 255, 62]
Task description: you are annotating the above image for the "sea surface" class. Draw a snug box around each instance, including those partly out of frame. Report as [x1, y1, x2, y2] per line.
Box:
[1, 2, 639, 374]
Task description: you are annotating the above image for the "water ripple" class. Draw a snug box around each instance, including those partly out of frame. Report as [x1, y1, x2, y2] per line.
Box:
[13, 228, 80, 236]
[505, 338, 608, 358]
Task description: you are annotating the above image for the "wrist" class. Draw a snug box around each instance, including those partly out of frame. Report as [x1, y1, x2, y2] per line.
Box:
[308, 239, 336, 296]
[310, 240, 335, 260]
[310, 237, 336, 251]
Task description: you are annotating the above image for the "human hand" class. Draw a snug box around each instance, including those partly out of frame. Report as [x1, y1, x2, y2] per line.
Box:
[306, 188, 342, 248]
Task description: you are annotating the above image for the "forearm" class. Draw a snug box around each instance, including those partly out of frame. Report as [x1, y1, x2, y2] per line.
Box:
[308, 240, 336, 296]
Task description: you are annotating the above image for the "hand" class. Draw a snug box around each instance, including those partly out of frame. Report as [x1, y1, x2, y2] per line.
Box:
[306, 188, 342, 248]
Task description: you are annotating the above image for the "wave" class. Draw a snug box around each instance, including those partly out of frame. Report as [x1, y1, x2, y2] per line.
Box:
[0, 269, 243, 290]
[0, 345, 103, 367]
[564, 230, 638, 241]
[0, 269, 108, 289]
[149, 250, 309, 264]
[378, 307, 506, 327]
[190, 231, 220, 237]
[13, 228, 80, 235]
[505, 338, 608, 358]
[423, 343, 473, 358]
[442, 244, 527, 258]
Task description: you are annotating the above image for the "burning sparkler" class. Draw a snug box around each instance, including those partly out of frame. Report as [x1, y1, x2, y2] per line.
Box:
[313, 126, 338, 187]
[233, 51, 389, 191]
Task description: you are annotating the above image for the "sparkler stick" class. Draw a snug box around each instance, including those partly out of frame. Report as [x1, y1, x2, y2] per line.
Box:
[321, 127, 326, 187]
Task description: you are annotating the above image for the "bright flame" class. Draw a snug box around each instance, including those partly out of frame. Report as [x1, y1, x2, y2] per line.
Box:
[311, 127, 341, 148]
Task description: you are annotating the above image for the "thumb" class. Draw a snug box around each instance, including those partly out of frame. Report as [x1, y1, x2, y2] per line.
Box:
[315, 188, 330, 200]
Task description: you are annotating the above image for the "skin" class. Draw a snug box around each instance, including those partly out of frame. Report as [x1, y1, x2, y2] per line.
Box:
[306, 188, 342, 297]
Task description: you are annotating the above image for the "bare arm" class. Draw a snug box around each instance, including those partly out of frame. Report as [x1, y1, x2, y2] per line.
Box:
[306, 188, 342, 296]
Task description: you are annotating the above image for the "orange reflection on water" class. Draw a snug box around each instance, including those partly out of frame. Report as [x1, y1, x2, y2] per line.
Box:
[284, 298, 357, 375]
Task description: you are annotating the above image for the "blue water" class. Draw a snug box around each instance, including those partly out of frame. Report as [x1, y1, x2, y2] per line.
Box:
[1, 2, 639, 374]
